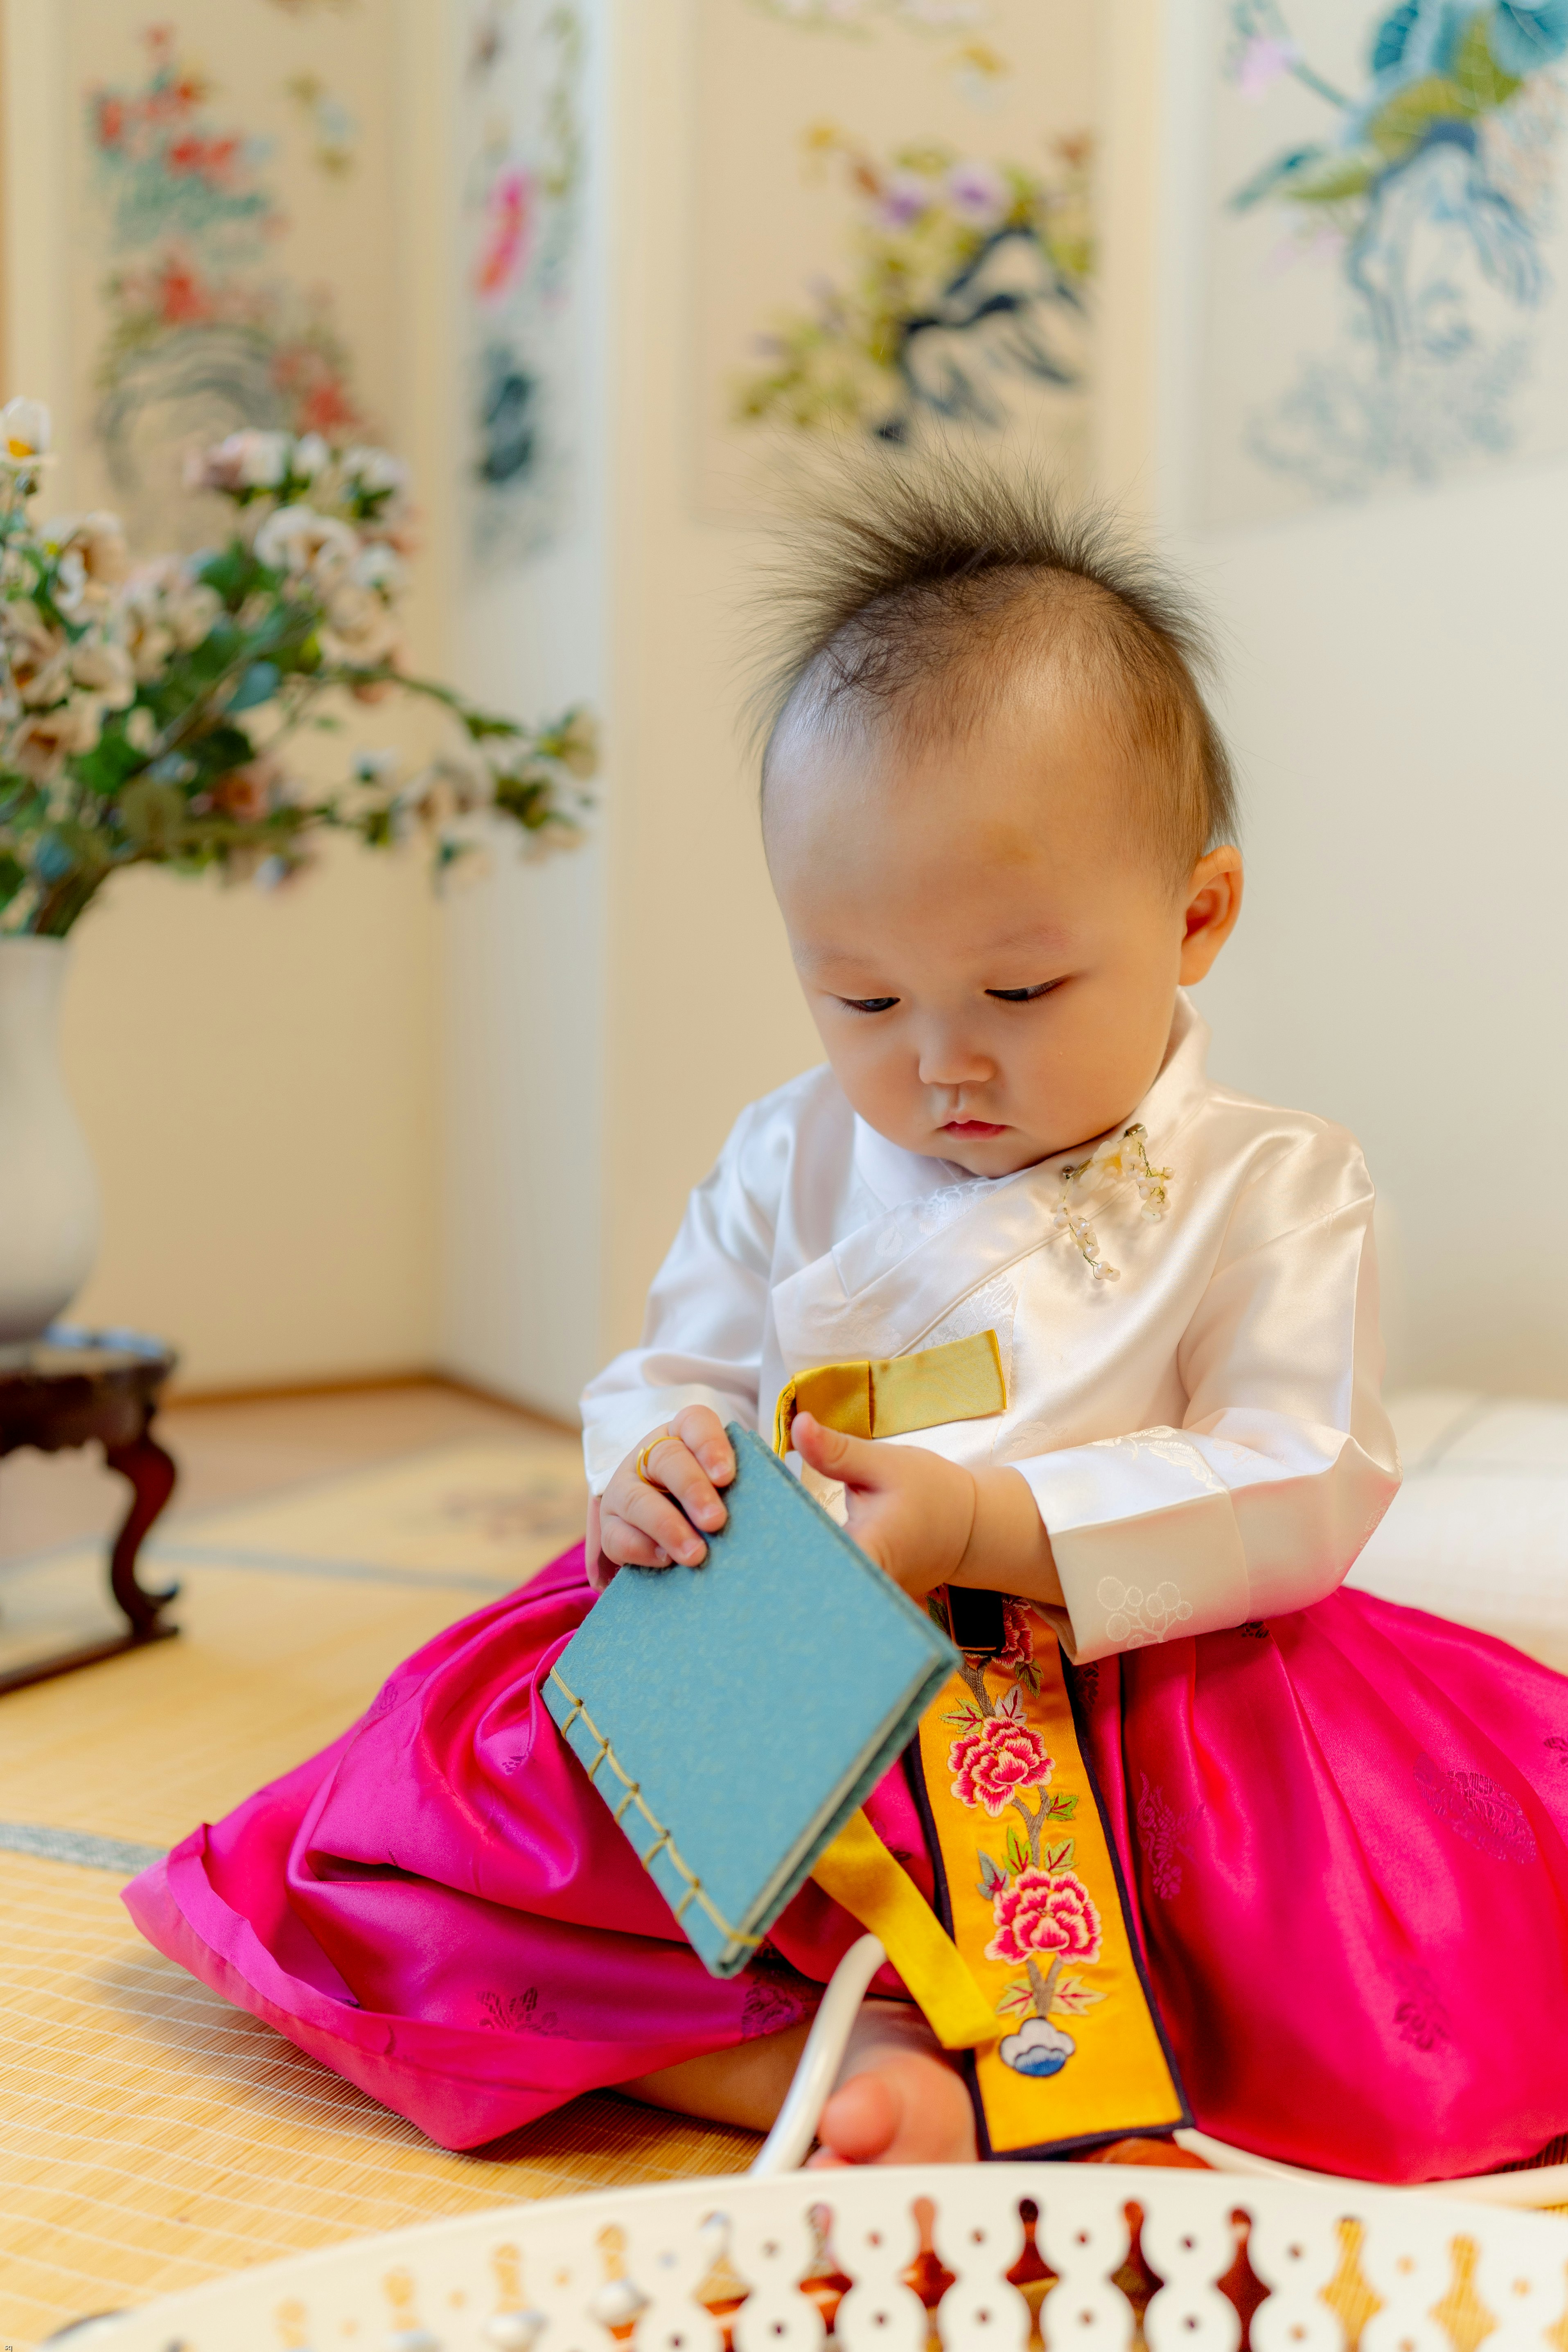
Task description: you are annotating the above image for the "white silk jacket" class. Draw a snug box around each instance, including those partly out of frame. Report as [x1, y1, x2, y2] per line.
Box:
[579, 994, 1401, 1664]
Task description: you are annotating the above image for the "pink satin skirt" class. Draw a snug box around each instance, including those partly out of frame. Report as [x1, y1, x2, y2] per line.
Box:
[125, 1545, 1568, 2179]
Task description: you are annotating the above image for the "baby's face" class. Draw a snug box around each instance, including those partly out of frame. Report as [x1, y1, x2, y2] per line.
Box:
[766, 687, 1241, 1177]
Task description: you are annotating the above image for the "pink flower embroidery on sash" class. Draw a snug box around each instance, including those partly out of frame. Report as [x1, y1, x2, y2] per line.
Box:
[986, 1866, 1102, 1966]
[941, 1621, 1109, 2074]
[995, 1598, 1035, 1671]
[949, 1715, 1054, 1815]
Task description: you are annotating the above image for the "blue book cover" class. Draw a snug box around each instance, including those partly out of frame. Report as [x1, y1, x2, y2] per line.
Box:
[543, 1424, 960, 1976]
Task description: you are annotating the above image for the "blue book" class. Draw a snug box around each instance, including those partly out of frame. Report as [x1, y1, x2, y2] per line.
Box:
[544, 1424, 960, 1977]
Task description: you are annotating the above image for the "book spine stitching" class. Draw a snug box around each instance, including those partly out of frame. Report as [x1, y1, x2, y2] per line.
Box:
[547, 1666, 762, 1956]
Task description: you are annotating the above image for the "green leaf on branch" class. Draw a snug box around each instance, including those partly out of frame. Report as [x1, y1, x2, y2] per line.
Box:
[460, 709, 527, 742]
[492, 773, 552, 825]
[196, 542, 268, 609]
[34, 821, 109, 885]
[0, 776, 46, 832]
[0, 851, 27, 913]
[189, 724, 258, 778]
[1045, 1793, 1079, 1820]
[183, 621, 246, 683]
[70, 728, 145, 799]
[1040, 1838, 1076, 1873]
[226, 660, 281, 713]
[117, 778, 186, 852]
[1004, 1824, 1028, 1876]
[32, 830, 79, 884]
[535, 707, 599, 778]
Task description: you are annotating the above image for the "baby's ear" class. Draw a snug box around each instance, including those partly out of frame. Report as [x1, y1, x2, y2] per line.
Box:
[1179, 847, 1244, 983]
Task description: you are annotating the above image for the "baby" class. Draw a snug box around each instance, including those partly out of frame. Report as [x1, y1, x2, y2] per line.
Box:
[129, 469, 1568, 2184]
[578, 467, 1396, 2167]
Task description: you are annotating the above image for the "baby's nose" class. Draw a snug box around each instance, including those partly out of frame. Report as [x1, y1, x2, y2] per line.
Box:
[918, 1035, 996, 1086]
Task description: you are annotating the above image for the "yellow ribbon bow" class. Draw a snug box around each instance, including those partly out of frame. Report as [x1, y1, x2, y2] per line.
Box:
[812, 1809, 997, 2049]
[774, 1327, 1006, 1455]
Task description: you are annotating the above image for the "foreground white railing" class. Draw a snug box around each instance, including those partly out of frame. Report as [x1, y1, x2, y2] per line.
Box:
[47, 2160, 1568, 2352]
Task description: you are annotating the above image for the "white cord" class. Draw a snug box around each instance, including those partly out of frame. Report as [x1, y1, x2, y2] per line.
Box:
[1176, 2127, 1568, 2209]
[750, 1970, 1562, 2197]
[749, 1934, 889, 2176]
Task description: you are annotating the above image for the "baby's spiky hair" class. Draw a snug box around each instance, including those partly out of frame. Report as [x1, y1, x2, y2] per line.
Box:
[756, 456, 1237, 884]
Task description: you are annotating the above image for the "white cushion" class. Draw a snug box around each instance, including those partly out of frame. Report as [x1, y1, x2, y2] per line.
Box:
[1348, 1391, 1568, 1666]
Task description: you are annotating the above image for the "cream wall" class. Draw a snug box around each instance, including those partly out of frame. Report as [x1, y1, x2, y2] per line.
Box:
[1177, 471, 1568, 1398]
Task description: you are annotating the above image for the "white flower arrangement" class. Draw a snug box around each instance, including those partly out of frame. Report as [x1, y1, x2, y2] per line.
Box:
[0, 405, 596, 935]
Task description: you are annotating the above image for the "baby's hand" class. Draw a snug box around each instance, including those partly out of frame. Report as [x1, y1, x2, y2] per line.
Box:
[589, 1406, 735, 1590]
[790, 1414, 976, 1601]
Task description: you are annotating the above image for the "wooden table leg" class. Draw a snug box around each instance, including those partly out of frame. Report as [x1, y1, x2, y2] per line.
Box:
[103, 1422, 180, 1639]
[0, 1337, 182, 1696]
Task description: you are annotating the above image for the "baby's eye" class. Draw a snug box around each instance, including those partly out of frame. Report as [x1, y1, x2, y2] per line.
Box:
[839, 995, 899, 1014]
[986, 981, 1060, 1003]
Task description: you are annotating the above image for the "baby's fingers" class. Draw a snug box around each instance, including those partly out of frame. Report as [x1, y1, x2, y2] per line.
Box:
[612, 1466, 711, 1568]
[650, 1430, 729, 1537]
[599, 1508, 677, 1570]
[669, 1405, 736, 1490]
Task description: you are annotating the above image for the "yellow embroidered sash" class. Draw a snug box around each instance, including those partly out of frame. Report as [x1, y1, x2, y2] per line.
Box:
[773, 1328, 1006, 1455]
[793, 1329, 1187, 2151]
[914, 1613, 1187, 2155]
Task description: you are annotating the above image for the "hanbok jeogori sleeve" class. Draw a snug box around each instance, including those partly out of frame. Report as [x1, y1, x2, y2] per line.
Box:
[578, 1103, 776, 1493]
[1011, 1130, 1400, 1663]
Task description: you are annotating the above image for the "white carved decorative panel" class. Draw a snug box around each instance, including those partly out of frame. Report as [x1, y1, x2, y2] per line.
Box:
[54, 2161, 1568, 2352]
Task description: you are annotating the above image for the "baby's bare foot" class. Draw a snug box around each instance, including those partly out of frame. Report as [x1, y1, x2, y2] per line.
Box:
[809, 2050, 977, 2167]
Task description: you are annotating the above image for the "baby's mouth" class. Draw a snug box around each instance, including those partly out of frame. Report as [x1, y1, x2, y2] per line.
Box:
[943, 1118, 1008, 1138]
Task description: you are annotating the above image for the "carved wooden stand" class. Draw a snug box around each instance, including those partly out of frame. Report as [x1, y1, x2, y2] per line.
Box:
[0, 1326, 179, 1696]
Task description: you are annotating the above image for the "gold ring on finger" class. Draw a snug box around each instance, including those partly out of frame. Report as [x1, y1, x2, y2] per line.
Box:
[635, 1432, 676, 1487]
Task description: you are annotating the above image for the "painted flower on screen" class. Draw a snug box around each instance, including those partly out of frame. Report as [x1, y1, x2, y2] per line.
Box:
[945, 157, 1009, 228]
[736, 127, 1092, 445]
[476, 167, 538, 304]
